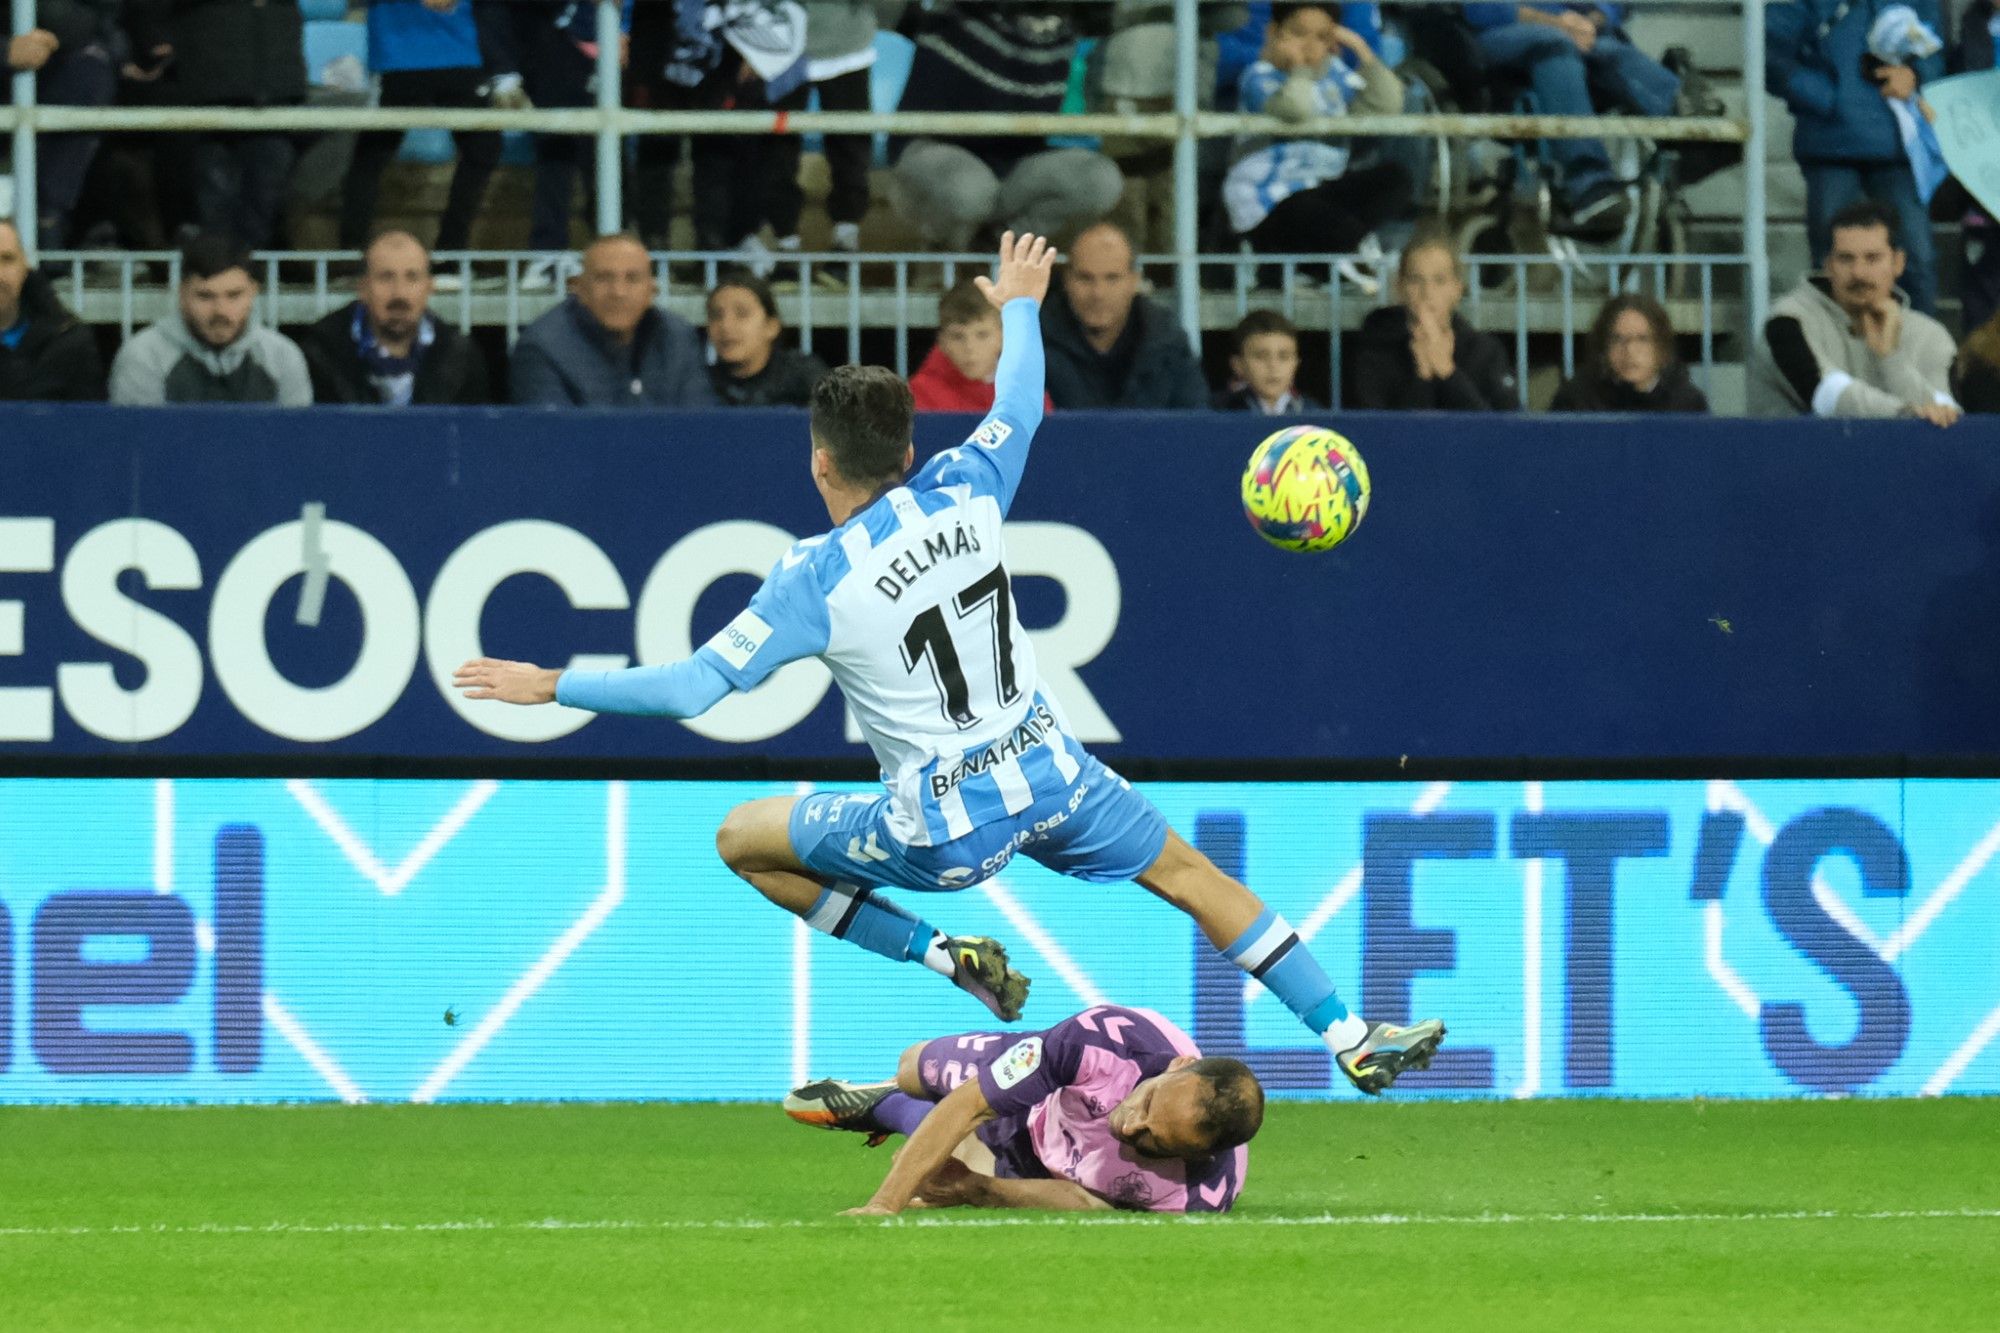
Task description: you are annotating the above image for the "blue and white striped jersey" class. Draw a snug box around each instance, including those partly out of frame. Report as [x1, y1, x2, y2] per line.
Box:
[693, 299, 1087, 848]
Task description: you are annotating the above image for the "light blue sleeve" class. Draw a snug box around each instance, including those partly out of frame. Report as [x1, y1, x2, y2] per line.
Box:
[556, 655, 737, 718]
[690, 550, 834, 691]
[911, 298, 1045, 516]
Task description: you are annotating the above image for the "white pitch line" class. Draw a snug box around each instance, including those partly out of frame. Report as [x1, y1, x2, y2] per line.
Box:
[3, 1207, 1997, 1241]
[1704, 902, 1761, 1019]
[1923, 999, 2000, 1097]
[411, 784, 627, 1103]
[979, 878, 1108, 1009]
[262, 996, 366, 1104]
[285, 779, 500, 896]
[1245, 782, 1453, 1010]
[1515, 781, 1545, 1099]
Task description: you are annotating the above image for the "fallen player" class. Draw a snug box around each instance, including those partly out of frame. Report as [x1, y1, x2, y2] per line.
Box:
[786, 1004, 1263, 1215]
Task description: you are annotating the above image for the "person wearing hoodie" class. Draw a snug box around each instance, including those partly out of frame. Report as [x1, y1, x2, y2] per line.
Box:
[298, 230, 490, 405]
[0, 219, 107, 401]
[1550, 294, 1709, 412]
[108, 232, 312, 405]
[1766, 0, 1946, 315]
[705, 269, 828, 407]
[910, 277, 1055, 413]
[1749, 198, 1958, 422]
[1039, 222, 1207, 410]
[1350, 231, 1516, 411]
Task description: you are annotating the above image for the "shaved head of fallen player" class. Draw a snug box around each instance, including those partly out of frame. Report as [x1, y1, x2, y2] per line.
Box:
[1107, 1056, 1264, 1160]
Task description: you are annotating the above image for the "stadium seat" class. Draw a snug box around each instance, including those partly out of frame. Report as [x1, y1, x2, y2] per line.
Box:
[299, 0, 351, 22]
[303, 20, 369, 90]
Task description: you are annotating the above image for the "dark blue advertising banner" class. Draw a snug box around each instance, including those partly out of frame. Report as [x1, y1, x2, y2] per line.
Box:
[3, 405, 1999, 763]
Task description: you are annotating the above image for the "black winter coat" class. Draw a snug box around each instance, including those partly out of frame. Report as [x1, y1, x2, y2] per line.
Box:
[0, 272, 107, 401]
[1040, 285, 1208, 411]
[297, 304, 491, 405]
[1349, 306, 1516, 411]
[1549, 362, 1710, 413]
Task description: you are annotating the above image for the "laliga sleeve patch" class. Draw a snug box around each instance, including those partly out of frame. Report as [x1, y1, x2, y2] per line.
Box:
[970, 419, 1013, 451]
[707, 610, 773, 671]
[991, 1036, 1043, 1089]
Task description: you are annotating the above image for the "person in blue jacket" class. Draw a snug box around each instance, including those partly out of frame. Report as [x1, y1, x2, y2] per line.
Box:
[1461, 4, 1681, 238]
[1766, 0, 1946, 315]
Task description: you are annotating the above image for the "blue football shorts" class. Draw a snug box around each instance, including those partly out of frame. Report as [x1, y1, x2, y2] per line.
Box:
[787, 753, 1170, 893]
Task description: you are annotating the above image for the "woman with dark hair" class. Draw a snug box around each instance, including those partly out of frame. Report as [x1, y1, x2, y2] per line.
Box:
[1551, 294, 1710, 413]
[1953, 312, 2000, 413]
[706, 269, 829, 408]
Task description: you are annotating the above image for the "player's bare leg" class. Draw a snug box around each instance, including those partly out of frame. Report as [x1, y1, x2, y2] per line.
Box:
[1137, 828, 1445, 1095]
[715, 797, 1032, 1020]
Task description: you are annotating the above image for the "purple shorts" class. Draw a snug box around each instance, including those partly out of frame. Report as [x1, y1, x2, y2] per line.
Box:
[916, 1030, 1049, 1181]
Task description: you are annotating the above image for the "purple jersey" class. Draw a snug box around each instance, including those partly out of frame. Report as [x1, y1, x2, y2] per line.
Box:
[917, 1006, 1248, 1213]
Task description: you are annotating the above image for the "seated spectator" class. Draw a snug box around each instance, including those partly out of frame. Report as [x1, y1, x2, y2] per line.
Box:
[1040, 222, 1208, 410]
[1956, 310, 2000, 412]
[0, 218, 105, 400]
[1225, 4, 1411, 262]
[1750, 199, 1958, 423]
[298, 230, 490, 405]
[510, 234, 716, 408]
[1213, 310, 1320, 413]
[910, 277, 1056, 414]
[889, 4, 1125, 252]
[1550, 294, 1709, 412]
[340, 0, 509, 259]
[1767, 0, 1944, 315]
[109, 232, 311, 405]
[705, 269, 827, 407]
[174, 0, 309, 249]
[1351, 232, 1516, 410]
[7, 1, 121, 248]
[1462, 4, 1681, 238]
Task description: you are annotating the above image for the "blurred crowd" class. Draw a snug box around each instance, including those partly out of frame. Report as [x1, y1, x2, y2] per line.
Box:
[3, 1, 1996, 422]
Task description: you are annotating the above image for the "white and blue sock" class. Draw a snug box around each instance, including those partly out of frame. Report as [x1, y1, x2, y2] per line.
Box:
[803, 882, 956, 977]
[1223, 907, 1369, 1051]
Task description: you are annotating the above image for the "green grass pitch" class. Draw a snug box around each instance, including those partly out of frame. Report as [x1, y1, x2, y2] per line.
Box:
[3, 1099, 1997, 1330]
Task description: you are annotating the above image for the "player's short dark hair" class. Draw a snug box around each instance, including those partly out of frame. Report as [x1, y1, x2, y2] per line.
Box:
[810, 365, 914, 485]
[1232, 309, 1299, 354]
[710, 266, 780, 321]
[1829, 198, 1900, 250]
[180, 231, 254, 284]
[938, 277, 997, 330]
[1188, 1057, 1265, 1152]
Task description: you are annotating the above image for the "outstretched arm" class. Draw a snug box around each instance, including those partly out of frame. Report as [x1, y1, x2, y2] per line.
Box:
[454, 655, 736, 719]
[913, 1159, 1110, 1213]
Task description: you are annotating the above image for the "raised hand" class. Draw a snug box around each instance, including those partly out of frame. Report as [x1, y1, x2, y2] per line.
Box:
[974, 231, 1057, 311]
[453, 657, 561, 705]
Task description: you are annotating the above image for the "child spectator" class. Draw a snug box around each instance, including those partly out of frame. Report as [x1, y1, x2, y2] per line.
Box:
[1213, 310, 1320, 413]
[1550, 294, 1709, 412]
[1224, 3, 1411, 263]
[1351, 230, 1516, 410]
[910, 277, 1056, 414]
[706, 269, 828, 407]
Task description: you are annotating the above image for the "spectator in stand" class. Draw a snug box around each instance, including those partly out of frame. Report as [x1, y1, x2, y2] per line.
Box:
[109, 232, 312, 404]
[889, 4, 1124, 252]
[1213, 310, 1319, 413]
[765, 2, 891, 265]
[173, 0, 309, 249]
[1953, 0, 2000, 333]
[1225, 4, 1410, 269]
[705, 269, 828, 406]
[0, 219, 106, 401]
[511, 233, 716, 407]
[6, 1, 121, 249]
[1351, 231, 1515, 410]
[1550, 294, 1709, 412]
[1767, 0, 1945, 315]
[910, 276, 1055, 413]
[1040, 221, 1207, 409]
[298, 230, 490, 405]
[1750, 199, 1958, 422]
[339, 0, 511, 262]
[510, 0, 638, 287]
[1461, 4, 1681, 238]
[1954, 309, 2000, 413]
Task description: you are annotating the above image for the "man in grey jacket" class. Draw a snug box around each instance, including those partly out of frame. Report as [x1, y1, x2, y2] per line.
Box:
[1750, 200, 1959, 424]
[510, 234, 717, 408]
[108, 232, 312, 406]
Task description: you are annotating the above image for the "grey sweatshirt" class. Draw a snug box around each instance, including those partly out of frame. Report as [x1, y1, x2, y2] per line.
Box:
[109, 309, 313, 406]
[1749, 277, 1958, 418]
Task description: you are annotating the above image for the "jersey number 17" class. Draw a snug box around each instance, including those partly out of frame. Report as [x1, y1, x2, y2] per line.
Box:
[900, 565, 1021, 730]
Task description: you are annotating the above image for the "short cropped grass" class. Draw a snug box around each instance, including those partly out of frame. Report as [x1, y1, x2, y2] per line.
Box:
[2, 1099, 1997, 1331]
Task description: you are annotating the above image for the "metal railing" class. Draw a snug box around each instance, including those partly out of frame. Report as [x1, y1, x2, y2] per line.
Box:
[6, 0, 1770, 343]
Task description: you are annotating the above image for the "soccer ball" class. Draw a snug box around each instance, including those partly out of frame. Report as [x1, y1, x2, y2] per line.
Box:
[1239, 426, 1372, 553]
